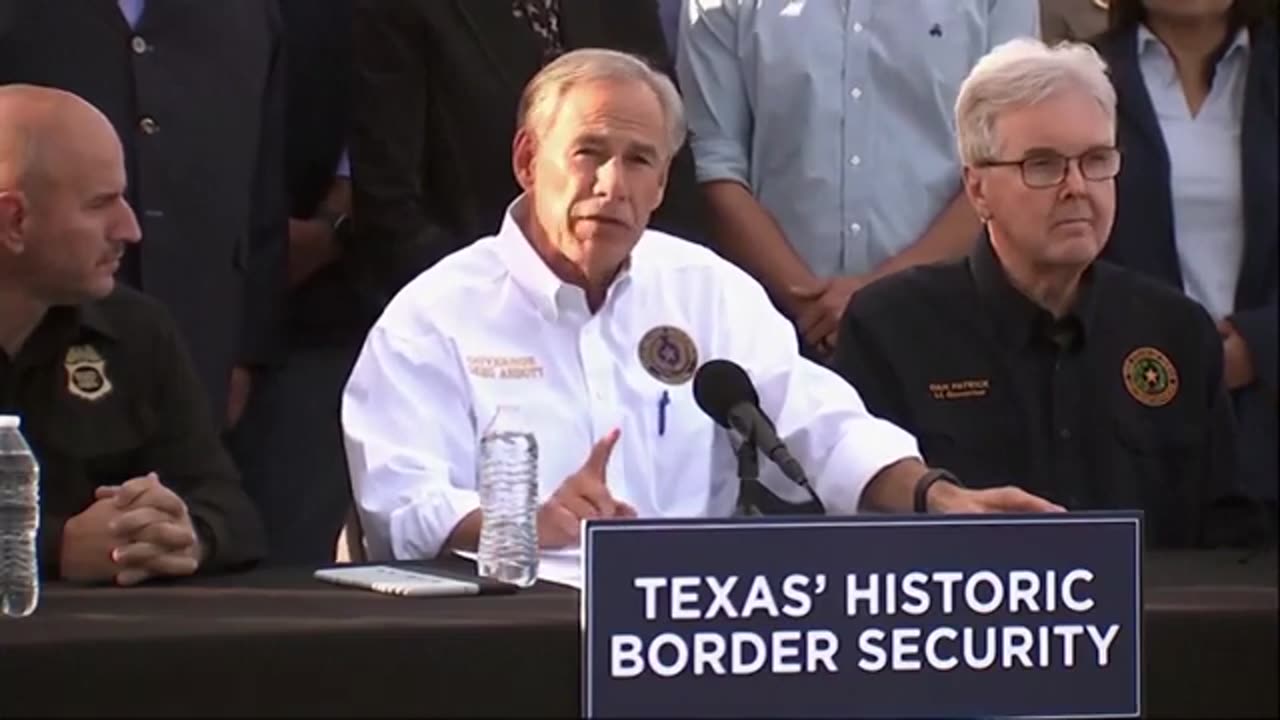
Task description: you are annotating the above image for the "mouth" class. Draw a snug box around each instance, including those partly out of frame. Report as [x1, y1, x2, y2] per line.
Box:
[1053, 218, 1092, 228]
[578, 215, 629, 228]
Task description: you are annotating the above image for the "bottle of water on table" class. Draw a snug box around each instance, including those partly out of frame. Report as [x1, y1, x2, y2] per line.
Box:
[477, 405, 539, 587]
[0, 415, 40, 618]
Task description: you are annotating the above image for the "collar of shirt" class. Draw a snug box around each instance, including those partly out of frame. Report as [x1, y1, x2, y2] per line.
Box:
[968, 236, 1097, 352]
[495, 196, 634, 323]
[8, 302, 118, 370]
[1137, 23, 1251, 90]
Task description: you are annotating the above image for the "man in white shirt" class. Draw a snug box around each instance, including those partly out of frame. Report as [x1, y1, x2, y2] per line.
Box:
[341, 48, 1059, 565]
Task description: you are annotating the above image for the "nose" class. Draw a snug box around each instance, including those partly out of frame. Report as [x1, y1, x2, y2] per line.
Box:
[593, 156, 628, 200]
[115, 201, 143, 245]
[1060, 158, 1089, 196]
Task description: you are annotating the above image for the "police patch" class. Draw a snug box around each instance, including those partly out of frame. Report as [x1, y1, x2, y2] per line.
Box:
[65, 344, 113, 402]
[1122, 346, 1178, 407]
[638, 325, 698, 385]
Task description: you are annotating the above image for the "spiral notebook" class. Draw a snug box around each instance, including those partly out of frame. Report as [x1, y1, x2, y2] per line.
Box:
[314, 564, 518, 597]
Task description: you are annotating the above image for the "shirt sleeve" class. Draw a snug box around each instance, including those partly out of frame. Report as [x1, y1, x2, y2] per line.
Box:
[676, 0, 753, 186]
[146, 307, 266, 571]
[341, 321, 479, 560]
[717, 265, 922, 514]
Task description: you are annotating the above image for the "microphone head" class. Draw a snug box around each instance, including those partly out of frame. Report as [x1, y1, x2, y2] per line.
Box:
[693, 359, 759, 428]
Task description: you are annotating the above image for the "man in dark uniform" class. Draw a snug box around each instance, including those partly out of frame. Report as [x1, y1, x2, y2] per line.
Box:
[0, 0, 288, 432]
[0, 85, 264, 584]
[835, 38, 1254, 549]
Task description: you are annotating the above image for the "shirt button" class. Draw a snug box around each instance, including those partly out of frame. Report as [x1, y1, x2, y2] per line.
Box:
[850, 222, 862, 234]
[851, 87, 862, 100]
[853, 22, 863, 32]
[139, 116, 159, 135]
[131, 36, 149, 54]
[850, 155, 862, 166]
[1059, 428, 1072, 440]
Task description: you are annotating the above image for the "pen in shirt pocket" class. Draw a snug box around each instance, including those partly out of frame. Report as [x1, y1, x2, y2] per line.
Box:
[657, 390, 670, 437]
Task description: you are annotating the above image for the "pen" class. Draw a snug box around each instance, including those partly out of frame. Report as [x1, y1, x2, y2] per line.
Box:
[658, 390, 670, 436]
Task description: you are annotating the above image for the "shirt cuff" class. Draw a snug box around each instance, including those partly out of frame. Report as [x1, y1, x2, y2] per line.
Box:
[389, 486, 482, 559]
[688, 138, 750, 186]
[334, 148, 351, 179]
[815, 422, 921, 515]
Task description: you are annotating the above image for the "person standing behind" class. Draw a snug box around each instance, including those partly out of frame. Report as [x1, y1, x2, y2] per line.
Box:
[0, 0, 289, 433]
[1041, 0, 1109, 44]
[228, 0, 365, 565]
[349, 0, 706, 306]
[1092, 0, 1277, 529]
[677, 0, 1038, 359]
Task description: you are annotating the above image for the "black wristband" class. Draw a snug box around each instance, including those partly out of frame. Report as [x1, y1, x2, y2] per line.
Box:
[913, 469, 960, 514]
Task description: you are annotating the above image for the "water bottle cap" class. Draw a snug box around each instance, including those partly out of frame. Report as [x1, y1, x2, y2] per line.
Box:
[0, 415, 19, 429]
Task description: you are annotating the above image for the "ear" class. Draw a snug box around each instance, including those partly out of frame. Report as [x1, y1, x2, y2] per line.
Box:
[0, 191, 28, 255]
[961, 165, 990, 223]
[649, 156, 671, 213]
[512, 128, 537, 192]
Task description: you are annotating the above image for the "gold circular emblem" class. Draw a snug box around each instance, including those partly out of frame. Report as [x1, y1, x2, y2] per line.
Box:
[1122, 347, 1178, 407]
[638, 325, 698, 385]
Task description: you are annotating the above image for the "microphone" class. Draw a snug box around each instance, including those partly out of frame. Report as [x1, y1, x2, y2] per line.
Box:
[692, 359, 824, 510]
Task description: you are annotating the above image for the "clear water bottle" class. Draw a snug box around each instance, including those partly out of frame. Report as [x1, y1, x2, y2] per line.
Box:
[0, 415, 39, 618]
[476, 406, 539, 587]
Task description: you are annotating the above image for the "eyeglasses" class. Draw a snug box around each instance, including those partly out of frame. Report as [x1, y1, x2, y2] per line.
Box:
[976, 146, 1123, 189]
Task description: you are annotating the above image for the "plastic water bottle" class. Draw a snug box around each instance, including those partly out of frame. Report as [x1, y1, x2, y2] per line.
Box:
[476, 406, 539, 587]
[0, 415, 39, 618]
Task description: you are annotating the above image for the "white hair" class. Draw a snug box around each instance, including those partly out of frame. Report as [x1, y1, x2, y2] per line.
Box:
[517, 48, 687, 157]
[955, 37, 1116, 166]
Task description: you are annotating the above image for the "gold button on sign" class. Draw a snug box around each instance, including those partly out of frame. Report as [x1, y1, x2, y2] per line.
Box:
[139, 116, 159, 135]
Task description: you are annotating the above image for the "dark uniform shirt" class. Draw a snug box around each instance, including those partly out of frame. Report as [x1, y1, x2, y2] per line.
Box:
[836, 240, 1244, 549]
[0, 287, 265, 578]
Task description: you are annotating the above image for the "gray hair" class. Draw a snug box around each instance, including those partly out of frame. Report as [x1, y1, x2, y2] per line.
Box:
[955, 38, 1116, 166]
[516, 48, 687, 157]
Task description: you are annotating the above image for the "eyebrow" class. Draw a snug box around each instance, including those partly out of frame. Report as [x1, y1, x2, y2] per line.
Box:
[1019, 144, 1114, 157]
[577, 133, 661, 160]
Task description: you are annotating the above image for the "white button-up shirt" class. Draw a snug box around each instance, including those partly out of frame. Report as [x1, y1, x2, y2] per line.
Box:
[342, 199, 920, 563]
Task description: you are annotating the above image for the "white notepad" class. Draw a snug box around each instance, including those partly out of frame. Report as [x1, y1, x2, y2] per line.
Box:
[314, 565, 482, 597]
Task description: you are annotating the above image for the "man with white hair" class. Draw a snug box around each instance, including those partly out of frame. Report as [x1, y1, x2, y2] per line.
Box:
[341, 48, 1058, 570]
[835, 38, 1257, 548]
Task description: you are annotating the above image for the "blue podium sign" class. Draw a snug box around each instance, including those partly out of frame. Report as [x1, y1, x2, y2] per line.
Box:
[582, 513, 1142, 719]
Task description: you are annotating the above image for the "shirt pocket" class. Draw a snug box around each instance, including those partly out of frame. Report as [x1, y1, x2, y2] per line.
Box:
[1112, 418, 1206, 543]
[904, 1, 985, 89]
[40, 409, 147, 491]
[915, 421, 1024, 489]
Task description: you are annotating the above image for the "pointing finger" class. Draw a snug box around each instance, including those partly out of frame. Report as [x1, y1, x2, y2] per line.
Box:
[583, 428, 621, 475]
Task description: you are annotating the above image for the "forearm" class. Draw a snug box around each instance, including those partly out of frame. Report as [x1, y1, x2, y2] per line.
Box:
[871, 189, 982, 281]
[857, 457, 932, 513]
[442, 509, 482, 553]
[701, 180, 819, 308]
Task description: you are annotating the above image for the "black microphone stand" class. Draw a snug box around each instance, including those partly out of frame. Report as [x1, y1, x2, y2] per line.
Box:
[735, 437, 762, 517]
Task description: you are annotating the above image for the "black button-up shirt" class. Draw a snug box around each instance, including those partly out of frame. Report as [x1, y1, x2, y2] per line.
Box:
[836, 240, 1243, 548]
[0, 287, 265, 578]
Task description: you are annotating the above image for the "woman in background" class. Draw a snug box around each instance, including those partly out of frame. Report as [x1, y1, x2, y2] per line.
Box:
[1094, 0, 1277, 535]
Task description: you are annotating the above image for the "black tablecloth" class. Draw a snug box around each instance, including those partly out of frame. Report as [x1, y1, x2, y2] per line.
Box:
[0, 551, 1274, 717]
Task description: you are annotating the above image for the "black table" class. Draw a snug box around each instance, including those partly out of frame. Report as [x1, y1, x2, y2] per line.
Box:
[0, 551, 1274, 717]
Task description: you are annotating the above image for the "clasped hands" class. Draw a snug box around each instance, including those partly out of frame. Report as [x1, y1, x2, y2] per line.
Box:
[60, 472, 204, 586]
